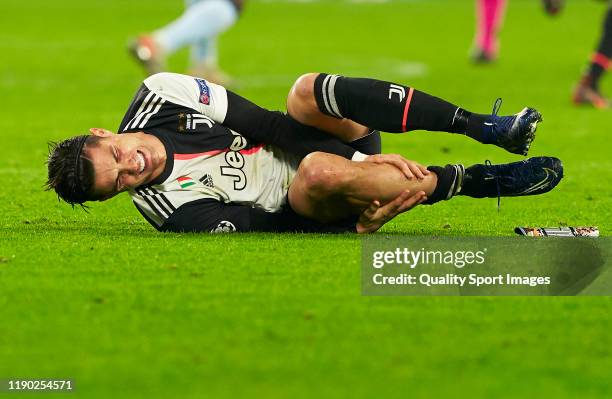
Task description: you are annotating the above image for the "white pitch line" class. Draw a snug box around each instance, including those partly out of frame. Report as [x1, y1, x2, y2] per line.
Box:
[393, 62, 428, 78]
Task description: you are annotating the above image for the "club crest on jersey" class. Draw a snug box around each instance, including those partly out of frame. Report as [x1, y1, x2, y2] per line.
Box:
[195, 78, 211, 105]
[178, 112, 215, 132]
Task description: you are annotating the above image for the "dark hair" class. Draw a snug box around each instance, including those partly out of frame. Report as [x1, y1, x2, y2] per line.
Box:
[45, 135, 103, 206]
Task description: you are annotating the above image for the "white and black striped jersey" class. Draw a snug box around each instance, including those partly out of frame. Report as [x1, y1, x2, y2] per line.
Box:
[119, 73, 360, 233]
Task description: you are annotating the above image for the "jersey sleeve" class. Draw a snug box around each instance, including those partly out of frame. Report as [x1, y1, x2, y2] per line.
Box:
[223, 92, 359, 160]
[143, 72, 361, 160]
[160, 199, 357, 233]
[143, 72, 229, 123]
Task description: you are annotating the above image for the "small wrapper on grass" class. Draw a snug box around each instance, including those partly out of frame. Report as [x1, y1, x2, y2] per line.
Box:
[515, 226, 599, 237]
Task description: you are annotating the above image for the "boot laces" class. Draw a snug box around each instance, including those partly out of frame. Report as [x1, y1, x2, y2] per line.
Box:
[490, 98, 506, 134]
[484, 159, 501, 212]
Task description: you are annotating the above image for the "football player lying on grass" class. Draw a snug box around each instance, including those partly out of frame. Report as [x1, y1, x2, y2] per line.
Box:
[46, 72, 563, 233]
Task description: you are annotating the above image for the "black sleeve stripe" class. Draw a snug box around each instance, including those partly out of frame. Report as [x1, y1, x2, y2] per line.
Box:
[128, 94, 165, 130]
[136, 188, 170, 219]
[150, 187, 176, 211]
[136, 97, 166, 129]
[133, 201, 163, 230]
[143, 187, 174, 214]
[118, 84, 149, 132]
[123, 91, 156, 131]
[148, 192, 172, 217]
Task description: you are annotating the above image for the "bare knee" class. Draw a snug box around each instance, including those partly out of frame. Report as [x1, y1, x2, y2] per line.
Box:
[290, 152, 353, 222]
[297, 151, 348, 196]
[291, 73, 318, 101]
[287, 73, 320, 121]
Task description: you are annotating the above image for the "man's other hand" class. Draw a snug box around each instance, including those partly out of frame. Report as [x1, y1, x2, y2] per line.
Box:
[363, 154, 430, 180]
[356, 190, 427, 234]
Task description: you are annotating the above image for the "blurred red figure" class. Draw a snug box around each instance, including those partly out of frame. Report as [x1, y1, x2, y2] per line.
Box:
[472, 0, 564, 63]
[473, 0, 507, 63]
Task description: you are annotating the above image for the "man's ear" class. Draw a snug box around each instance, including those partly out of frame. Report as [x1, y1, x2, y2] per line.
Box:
[89, 128, 115, 137]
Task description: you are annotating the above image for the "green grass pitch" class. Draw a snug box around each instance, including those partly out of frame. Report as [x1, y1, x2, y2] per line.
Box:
[0, 0, 611, 397]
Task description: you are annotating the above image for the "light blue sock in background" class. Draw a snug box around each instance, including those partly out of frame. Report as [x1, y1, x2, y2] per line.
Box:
[154, 0, 238, 65]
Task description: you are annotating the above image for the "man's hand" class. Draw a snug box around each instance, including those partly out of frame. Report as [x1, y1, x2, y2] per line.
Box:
[356, 190, 427, 234]
[363, 154, 430, 180]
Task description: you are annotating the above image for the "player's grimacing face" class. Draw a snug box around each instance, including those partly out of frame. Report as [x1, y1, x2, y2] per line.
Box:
[86, 128, 167, 200]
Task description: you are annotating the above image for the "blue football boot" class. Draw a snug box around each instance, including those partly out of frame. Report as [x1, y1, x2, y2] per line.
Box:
[482, 98, 542, 156]
[459, 156, 563, 209]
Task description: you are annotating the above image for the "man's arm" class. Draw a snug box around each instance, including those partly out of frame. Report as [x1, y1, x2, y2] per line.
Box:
[222, 92, 363, 160]
[160, 196, 420, 234]
[143, 72, 364, 160]
[159, 199, 357, 233]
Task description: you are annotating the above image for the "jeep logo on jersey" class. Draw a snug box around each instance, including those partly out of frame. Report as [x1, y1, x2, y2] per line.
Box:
[220, 131, 248, 191]
[195, 78, 211, 105]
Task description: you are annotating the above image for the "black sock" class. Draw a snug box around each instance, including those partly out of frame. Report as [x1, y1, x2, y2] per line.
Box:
[465, 113, 490, 143]
[422, 164, 464, 205]
[587, 64, 606, 90]
[457, 163, 495, 198]
[314, 73, 491, 143]
[587, 7, 612, 89]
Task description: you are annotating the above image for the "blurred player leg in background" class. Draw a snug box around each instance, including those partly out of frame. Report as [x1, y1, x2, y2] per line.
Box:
[573, 3, 611, 109]
[188, 29, 227, 84]
[541, 0, 564, 16]
[129, 0, 241, 85]
[472, 0, 507, 63]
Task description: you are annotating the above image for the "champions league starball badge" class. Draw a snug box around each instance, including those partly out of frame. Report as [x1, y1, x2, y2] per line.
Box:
[195, 78, 211, 105]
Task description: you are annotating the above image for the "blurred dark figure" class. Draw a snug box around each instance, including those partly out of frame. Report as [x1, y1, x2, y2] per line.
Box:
[573, 2, 611, 109]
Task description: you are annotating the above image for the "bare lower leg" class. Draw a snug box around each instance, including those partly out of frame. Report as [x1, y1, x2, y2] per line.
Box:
[288, 152, 437, 222]
[287, 73, 370, 142]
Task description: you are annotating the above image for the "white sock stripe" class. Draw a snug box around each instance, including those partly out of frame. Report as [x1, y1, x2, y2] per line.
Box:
[321, 74, 335, 117]
[455, 164, 465, 195]
[445, 166, 457, 200]
[327, 74, 343, 118]
[445, 164, 465, 200]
